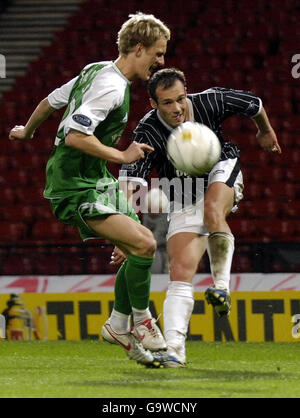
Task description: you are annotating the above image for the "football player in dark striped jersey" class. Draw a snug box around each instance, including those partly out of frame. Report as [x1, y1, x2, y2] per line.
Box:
[117, 68, 281, 366]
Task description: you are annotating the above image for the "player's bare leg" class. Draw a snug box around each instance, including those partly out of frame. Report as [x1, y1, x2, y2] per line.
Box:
[87, 214, 166, 366]
[86, 214, 156, 257]
[163, 232, 207, 366]
[87, 214, 158, 328]
[204, 181, 234, 316]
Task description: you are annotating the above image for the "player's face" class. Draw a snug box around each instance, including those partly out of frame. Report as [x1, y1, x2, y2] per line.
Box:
[136, 38, 167, 81]
[151, 80, 188, 128]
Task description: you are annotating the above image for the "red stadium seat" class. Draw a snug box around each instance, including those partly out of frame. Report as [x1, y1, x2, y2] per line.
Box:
[229, 219, 257, 241]
[175, 41, 203, 56]
[262, 84, 292, 104]
[255, 219, 298, 242]
[251, 166, 284, 183]
[286, 167, 299, 182]
[86, 255, 105, 274]
[267, 99, 293, 116]
[281, 201, 300, 218]
[59, 254, 84, 275]
[244, 200, 280, 218]
[0, 222, 27, 243]
[279, 132, 295, 149]
[271, 148, 300, 166]
[34, 254, 61, 275]
[226, 55, 255, 71]
[241, 149, 270, 166]
[232, 254, 254, 273]
[263, 182, 297, 201]
[11, 154, 46, 170]
[282, 116, 300, 133]
[246, 24, 277, 41]
[62, 225, 81, 242]
[29, 169, 47, 187]
[5, 139, 28, 155]
[223, 117, 243, 134]
[2, 187, 17, 205]
[244, 183, 264, 200]
[1, 255, 34, 275]
[16, 186, 45, 205]
[31, 220, 64, 241]
[86, 248, 117, 274]
[2, 169, 28, 187]
[0, 155, 10, 171]
[2, 204, 35, 224]
[35, 204, 55, 220]
[212, 69, 246, 86]
[0, 172, 5, 187]
[30, 137, 54, 154]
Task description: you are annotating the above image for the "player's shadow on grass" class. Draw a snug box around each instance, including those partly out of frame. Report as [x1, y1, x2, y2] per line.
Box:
[68, 367, 290, 391]
[126, 367, 290, 383]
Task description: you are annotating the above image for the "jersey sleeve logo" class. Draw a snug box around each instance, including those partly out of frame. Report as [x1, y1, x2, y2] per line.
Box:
[246, 100, 256, 111]
[72, 114, 92, 127]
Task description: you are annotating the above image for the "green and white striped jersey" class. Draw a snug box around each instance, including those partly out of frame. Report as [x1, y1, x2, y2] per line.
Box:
[44, 61, 130, 198]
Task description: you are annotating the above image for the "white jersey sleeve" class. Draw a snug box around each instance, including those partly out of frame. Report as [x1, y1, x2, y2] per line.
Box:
[64, 72, 125, 136]
[47, 76, 78, 109]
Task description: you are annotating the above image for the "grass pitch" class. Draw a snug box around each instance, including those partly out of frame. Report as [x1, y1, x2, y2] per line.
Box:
[0, 340, 299, 398]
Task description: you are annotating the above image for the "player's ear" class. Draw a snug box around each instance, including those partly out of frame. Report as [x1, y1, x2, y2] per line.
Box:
[149, 98, 157, 109]
[134, 43, 144, 57]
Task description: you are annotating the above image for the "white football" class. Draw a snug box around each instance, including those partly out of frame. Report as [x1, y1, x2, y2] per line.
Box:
[167, 122, 221, 176]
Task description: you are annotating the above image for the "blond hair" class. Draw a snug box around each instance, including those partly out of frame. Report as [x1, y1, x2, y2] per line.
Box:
[117, 12, 170, 55]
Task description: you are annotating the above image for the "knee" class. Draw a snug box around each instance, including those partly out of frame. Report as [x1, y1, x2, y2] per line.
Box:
[134, 229, 157, 258]
[169, 258, 197, 283]
[144, 233, 157, 256]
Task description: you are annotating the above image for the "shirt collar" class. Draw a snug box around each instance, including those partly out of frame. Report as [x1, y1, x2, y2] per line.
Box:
[157, 110, 173, 131]
[112, 61, 132, 85]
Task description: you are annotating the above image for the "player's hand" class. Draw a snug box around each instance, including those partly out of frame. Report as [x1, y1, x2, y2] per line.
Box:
[122, 141, 154, 163]
[9, 125, 33, 141]
[257, 129, 282, 154]
[110, 246, 127, 265]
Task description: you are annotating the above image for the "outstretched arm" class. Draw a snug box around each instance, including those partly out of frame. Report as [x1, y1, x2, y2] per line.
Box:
[65, 130, 154, 164]
[9, 97, 55, 141]
[215, 88, 281, 154]
[252, 107, 282, 154]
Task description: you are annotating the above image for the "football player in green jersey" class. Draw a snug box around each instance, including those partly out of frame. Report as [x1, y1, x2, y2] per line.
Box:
[9, 13, 171, 367]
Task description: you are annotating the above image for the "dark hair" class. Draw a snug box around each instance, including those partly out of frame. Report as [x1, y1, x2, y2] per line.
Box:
[147, 68, 187, 102]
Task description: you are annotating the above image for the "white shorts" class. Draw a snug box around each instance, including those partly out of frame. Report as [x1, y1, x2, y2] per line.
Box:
[167, 158, 244, 241]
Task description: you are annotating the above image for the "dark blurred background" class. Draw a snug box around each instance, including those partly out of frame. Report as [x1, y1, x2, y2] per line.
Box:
[0, 0, 299, 275]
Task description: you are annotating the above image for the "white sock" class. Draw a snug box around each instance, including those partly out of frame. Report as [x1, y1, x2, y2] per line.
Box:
[132, 307, 152, 326]
[110, 309, 131, 334]
[207, 231, 234, 292]
[163, 281, 194, 358]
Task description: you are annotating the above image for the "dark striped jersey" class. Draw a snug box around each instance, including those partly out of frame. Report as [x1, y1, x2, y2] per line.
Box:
[121, 87, 262, 201]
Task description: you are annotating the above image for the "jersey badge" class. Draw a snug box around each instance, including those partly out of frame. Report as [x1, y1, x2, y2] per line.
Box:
[246, 100, 256, 111]
[72, 114, 92, 127]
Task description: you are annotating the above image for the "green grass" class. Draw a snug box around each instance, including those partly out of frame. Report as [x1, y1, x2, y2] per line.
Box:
[0, 340, 299, 398]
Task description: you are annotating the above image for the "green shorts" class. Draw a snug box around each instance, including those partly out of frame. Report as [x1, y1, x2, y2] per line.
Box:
[49, 186, 140, 241]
